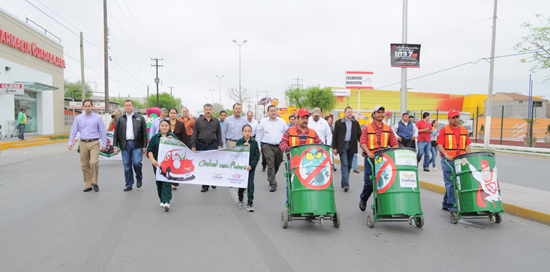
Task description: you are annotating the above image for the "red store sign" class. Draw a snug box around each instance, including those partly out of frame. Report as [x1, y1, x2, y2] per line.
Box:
[0, 27, 66, 69]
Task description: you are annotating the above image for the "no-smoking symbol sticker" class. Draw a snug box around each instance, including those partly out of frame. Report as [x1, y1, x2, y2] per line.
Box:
[294, 147, 333, 190]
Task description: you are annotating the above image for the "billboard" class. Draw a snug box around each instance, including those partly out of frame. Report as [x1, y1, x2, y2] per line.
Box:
[345, 71, 373, 89]
[390, 44, 421, 68]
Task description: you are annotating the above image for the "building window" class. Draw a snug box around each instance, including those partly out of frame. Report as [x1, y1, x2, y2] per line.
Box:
[534, 101, 542, 107]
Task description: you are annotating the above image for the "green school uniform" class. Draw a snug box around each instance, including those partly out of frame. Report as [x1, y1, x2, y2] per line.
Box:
[146, 132, 177, 203]
[236, 137, 260, 205]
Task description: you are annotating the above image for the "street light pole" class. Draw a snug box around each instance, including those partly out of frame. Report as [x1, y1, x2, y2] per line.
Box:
[400, 0, 408, 114]
[216, 75, 224, 106]
[233, 39, 247, 96]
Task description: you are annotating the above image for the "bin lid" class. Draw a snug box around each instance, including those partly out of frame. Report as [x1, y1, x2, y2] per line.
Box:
[455, 151, 495, 160]
[374, 147, 415, 156]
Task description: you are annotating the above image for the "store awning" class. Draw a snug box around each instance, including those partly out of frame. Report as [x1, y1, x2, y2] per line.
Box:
[15, 81, 59, 92]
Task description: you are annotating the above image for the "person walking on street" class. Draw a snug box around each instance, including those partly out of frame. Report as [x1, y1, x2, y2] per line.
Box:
[410, 115, 417, 150]
[236, 124, 260, 212]
[146, 120, 177, 211]
[191, 104, 222, 192]
[392, 113, 418, 148]
[325, 115, 338, 172]
[359, 105, 398, 212]
[332, 107, 362, 192]
[177, 107, 195, 144]
[246, 111, 258, 138]
[68, 99, 107, 192]
[287, 115, 296, 128]
[416, 112, 433, 172]
[437, 110, 471, 213]
[113, 100, 148, 192]
[222, 103, 248, 148]
[149, 108, 169, 140]
[168, 108, 189, 191]
[383, 110, 392, 126]
[219, 111, 227, 131]
[256, 105, 287, 192]
[108, 110, 123, 131]
[429, 119, 440, 171]
[17, 109, 27, 141]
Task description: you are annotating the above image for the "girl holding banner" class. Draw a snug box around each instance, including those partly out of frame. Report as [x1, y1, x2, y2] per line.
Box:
[147, 120, 178, 212]
[236, 124, 260, 212]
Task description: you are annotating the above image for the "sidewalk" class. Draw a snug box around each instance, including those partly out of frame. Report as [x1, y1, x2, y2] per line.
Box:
[335, 157, 550, 225]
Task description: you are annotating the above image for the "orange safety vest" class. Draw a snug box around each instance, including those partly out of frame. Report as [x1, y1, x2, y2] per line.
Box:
[366, 122, 391, 152]
[443, 124, 468, 158]
[288, 127, 316, 147]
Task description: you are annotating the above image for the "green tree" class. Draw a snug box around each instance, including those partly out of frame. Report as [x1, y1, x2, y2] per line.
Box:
[514, 14, 550, 82]
[147, 92, 183, 111]
[284, 86, 306, 108]
[212, 109, 234, 118]
[303, 86, 337, 113]
[64, 79, 92, 99]
[111, 97, 147, 110]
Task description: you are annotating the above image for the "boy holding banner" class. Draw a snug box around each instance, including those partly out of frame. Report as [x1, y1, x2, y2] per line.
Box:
[147, 120, 178, 212]
[236, 124, 260, 212]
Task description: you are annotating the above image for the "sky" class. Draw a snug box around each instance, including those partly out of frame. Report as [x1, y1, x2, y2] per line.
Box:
[2, 0, 550, 115]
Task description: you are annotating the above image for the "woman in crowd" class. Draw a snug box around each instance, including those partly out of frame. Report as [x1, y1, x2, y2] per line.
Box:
[108, 110, 123, 131]
[168, 108, 188, 191]
[429, 119, 440, 171]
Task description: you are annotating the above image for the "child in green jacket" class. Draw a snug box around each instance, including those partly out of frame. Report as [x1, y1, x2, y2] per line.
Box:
[236, 124, 260, 212]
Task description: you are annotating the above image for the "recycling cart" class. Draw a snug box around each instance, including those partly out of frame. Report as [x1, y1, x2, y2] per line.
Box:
[448, 151, 504, 224]
[281, 144, 341, 228]
[366, 148, 424, 228]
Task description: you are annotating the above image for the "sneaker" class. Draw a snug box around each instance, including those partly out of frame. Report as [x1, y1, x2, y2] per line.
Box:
[270, 186, 277, 192]
[164, 203, 170, 212]
[247, 205, 255, 212]
[238, 200, 244, 206]
[433, 167, 437, 171]
[160, 202, 165, 208]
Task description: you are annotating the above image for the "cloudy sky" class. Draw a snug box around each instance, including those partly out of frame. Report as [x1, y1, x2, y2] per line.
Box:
[3, 0, 550, 115]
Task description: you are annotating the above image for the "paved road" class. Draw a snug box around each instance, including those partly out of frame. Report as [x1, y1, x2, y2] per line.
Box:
[0, 144, 549, 271]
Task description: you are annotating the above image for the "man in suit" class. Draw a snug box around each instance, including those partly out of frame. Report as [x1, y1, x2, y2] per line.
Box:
[332, 107, 362, 192]
[113, 100, 148, 191]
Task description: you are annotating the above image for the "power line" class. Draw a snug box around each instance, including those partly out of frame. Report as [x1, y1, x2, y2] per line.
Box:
[121, 0, 161, 57]
[113, 0, 155, 57]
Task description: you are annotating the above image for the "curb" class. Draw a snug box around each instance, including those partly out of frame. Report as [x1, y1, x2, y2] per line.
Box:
[10, 139, 68, 148]
[335, 158, 550, 225]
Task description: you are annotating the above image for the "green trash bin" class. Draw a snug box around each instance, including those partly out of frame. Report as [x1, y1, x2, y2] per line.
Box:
[449, 151, 504, 224]
[281, 144, 341, 229]
[366, 148, 424, 228]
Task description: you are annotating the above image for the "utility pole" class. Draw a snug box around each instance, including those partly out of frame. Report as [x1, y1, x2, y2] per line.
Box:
[233, 39, 247, 98]
[103, 0, 110, 112]
[216, 75, 224, 106]
[168, 86, 175, 96]
[151, 58, 163, 108]
[291, 77, 303, 89]
[146, 85, 149, 108]
[400, 0, 408, 114]
[254, 90, 261, 120]
[80, 32, 85, 99]
[484, 0, 498, 150]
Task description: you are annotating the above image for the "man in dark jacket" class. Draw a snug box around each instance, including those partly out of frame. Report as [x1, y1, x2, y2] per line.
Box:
[332, 107, 362, 192]
[114, 100, 148, 191]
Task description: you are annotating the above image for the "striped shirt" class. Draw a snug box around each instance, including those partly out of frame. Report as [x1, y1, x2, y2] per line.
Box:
[279, 127, 322, 153]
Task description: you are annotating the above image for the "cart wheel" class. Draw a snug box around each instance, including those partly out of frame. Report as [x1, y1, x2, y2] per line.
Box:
[495, 213, 502, 224]
[450, 212, 459, 224]
[318, 216, 324, 227]
[366, 214, 375, 228]
[281, 211, 289, 229]
[408, 217, 415, 228]
[415, 216, 424, 228]
[332, 212, 341, 228]
[489, 213, 496, 224]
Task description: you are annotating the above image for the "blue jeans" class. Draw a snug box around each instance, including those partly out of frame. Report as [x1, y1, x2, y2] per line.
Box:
[121, 141, 143, 188]
[441, 157, 456, 211]
[417, 141, 431, 169]
[352, 154, 358, 171]
[18, 124, 25, 140]
[429, 144, 438, 167]
[360, 157, 375, 201]
[340, 143, 354, 188]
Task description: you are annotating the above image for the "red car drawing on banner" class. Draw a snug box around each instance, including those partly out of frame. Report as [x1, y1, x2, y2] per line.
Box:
[159, 149, 196, 181]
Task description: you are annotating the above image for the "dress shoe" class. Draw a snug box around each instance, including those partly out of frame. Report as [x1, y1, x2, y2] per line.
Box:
[92, 184, 99, 192]
[212, 186, 217, 189]
[172, 186, 177, 191]
[344, 186, 349, 192]
[83, 187, 92, 192]
[423, 168, 430, 172]
[123, 187, 132, 192]
[353, 170, 360, 173]
[359, 198, 367, 212]
[201, 188, 209, 192]
[270, 186, 277, 192]
[262, 168, 266, 172]
[137, 180, 143, 188]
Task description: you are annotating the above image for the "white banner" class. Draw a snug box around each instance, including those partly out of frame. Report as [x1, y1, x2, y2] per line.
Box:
[332, 88, 350, 97]
[1, 83, 24, 95]
[155, 137, 250, 188]
[345, 71, 373, 89]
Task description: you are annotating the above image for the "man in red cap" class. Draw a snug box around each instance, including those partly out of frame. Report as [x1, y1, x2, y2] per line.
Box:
[280, 108, 323, 154]
[437, 110, 471, 213]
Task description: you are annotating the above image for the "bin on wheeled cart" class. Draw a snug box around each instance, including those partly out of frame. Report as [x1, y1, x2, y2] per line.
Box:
[366, 148, 424, 228]
[281, 144, 341, 229]
[448, 151, 504, 224]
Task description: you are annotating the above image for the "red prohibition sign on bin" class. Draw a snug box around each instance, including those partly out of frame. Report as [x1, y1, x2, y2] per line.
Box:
[294, 147, 333, 190]
[376, 153, 396, 194]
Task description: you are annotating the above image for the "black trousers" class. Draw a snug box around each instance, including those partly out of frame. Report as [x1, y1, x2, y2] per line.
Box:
[196, 140, 219, 189]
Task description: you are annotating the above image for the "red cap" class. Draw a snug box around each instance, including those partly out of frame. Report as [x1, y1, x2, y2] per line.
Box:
[448, 110, 460, 118]
[480, 159, 489, 169]
[385, 110, 392, 116]
[297, 108, 310, 117]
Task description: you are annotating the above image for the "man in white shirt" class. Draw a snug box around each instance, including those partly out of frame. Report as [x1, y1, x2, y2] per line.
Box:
[308, 107, 332, 146]
[256, 105, 287, 192]
[149, 108, 169, 140]
[247, 111, 258, 138]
